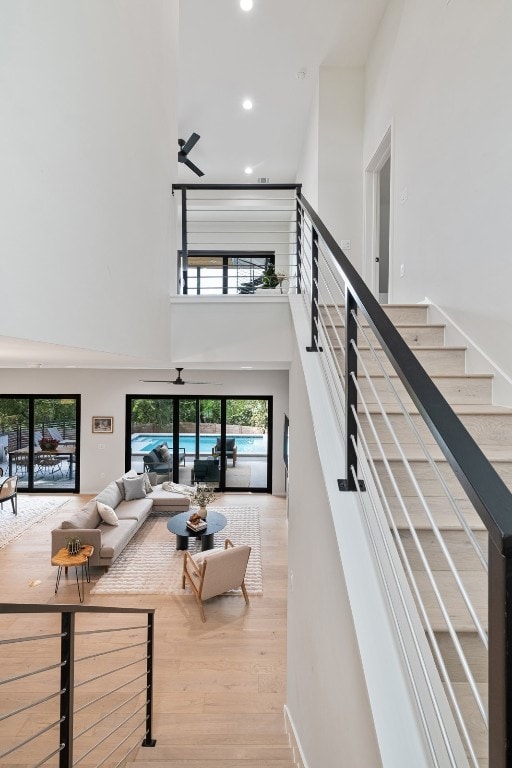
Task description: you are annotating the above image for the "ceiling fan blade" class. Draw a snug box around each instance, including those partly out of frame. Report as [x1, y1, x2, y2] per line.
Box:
[181, 132, 200, 154]
[184, 158, 204, 177]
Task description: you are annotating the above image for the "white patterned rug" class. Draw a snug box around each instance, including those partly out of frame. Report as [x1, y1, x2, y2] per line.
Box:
[91, 506, 262, 596]
[0, 496, 70, 549]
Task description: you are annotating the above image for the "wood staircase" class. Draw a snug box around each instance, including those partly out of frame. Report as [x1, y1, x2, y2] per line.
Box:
[324, 303, 504, 767]
[130, 715, 298, 767]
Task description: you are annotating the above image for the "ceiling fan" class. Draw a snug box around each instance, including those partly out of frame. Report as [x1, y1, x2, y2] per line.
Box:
[140, 368, 220, 385]
[178, 132, 204, 177]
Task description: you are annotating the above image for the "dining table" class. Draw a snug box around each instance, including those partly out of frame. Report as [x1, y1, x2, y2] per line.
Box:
[9, 445, 76, 479]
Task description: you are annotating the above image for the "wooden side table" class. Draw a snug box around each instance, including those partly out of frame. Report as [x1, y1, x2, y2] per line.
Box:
[52, 545, 94, 603]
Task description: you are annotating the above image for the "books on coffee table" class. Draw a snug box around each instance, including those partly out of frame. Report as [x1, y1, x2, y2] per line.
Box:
[187, 519, 207, 532]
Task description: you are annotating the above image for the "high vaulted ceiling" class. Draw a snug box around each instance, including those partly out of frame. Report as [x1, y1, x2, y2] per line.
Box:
[177, 0, 389, 183]
[1, 0, 388, 368]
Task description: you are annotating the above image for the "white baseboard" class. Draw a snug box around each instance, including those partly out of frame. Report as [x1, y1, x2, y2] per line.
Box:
[284, 705, 307, 768]
[422, 296, 512, 407]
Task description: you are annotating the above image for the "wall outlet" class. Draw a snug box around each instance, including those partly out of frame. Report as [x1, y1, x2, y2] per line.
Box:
[98, 443, 105, 450]
[341, 239, 351, 251]
[400, 187, 408, 204]
[100, 472, 105, 478]
[400, 264, 405, 277]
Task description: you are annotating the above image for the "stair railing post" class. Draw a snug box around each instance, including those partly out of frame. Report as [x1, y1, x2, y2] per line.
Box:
[339, 287, 359, 492]
[488, 539, 512, 768]
[59, 611, 75, 768]
[306, 228, 322, 353]
[296, 194, 302, 295]
[181, 188, 188, 295]
[141, 611, 156, 747]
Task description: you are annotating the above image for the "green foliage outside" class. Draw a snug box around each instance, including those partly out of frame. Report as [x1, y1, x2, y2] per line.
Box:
[0, 398, 76, 433]
[132, 398, 268, 431]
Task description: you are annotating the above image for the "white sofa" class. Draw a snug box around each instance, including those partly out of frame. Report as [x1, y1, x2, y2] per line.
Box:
[51, 474, 190, 570]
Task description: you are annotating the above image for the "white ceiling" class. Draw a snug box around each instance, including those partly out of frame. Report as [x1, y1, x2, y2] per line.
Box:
[178, 0, 388, 183]
[1, 0, 388, 369]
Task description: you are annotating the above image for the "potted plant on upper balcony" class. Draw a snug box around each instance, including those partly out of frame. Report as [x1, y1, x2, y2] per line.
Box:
[257, 264, 288, 294]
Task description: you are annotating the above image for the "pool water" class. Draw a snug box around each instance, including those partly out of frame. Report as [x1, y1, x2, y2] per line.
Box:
[132, 433, 267, 455]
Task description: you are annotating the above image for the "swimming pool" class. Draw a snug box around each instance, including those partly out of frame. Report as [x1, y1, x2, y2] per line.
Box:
[132, 433, 267, 455]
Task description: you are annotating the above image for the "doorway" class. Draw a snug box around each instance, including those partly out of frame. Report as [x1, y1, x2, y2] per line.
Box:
[365, 127, 392, 303]
[127, 395, 272, 493]
[0, 395, 80, 493]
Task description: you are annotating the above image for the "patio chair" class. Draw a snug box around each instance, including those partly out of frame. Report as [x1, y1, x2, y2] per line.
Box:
[36, 452, 63, 479]
[191, 458, 220, 484]
[212, 437, 237, 467]
[182, 539, 251, 622]
[0, 475, 18, 515]
[48, 426, 75, 447]
[34, 430, 43, 447]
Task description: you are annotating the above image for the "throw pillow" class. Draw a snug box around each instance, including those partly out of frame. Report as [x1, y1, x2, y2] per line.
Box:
[97, 501, 119, 526]
[160, 445, 171, 462]
[142, 472, 153, 494]
[116, 469, 138, 499]
[123, 475, 146, 501]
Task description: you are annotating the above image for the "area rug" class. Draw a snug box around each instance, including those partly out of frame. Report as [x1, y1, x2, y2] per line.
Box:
[91, 506, 262, 596]
[0, 496, 70, 549]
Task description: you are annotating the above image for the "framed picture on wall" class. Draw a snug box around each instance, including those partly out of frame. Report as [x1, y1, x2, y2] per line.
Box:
[92, 416, 114, 433]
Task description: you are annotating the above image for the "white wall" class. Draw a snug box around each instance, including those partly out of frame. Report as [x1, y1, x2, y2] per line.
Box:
[287, 337, 381, 768]
[0, 367, 288, 494]
[364, 0, 512, 378]
[296, 67, 364, 273]
[170, 296, 293, 367]
[318, 67, 365, 273]
[0, 0, 178, 360]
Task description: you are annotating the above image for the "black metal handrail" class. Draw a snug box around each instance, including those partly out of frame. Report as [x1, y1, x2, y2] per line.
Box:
[297, 192, 512, 768]
[0, 603, 156, 768]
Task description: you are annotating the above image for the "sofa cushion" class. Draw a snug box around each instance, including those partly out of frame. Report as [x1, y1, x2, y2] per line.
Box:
[150, 484, 191, 511]
[123, 475, 146, 501]
[61, 499, 101, 530]
[97, 501, 119, 526]
[115, 497, 153, 523]
[95, 481, 123, 510]
[98, 518, 139, 560]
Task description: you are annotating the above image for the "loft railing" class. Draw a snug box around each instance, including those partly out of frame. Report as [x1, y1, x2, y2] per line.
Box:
[0, 603, 155, 767]
[172, 184, 300, 295]
[296, 192, 512, 767]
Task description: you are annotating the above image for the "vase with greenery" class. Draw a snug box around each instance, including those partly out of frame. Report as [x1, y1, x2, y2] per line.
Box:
[39, 437, 60, 451]
[192, 484, 217, 519]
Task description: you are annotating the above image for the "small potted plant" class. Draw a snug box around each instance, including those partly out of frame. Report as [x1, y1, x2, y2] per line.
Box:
[260, 264, 287, 293]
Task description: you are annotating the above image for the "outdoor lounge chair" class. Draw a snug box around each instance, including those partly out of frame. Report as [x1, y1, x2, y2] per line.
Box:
[212, 437, 237, 467]
[48, 426, 75, 447]
[191, 458, 220, 484]
[182, 539, 251, 622]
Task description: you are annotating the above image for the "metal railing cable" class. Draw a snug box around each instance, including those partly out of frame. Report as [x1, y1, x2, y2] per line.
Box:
[0, 603, 156, 768]
[349, 359, 488, 721]
[349, 449, 480, 768]
[296, 191, 512, 765]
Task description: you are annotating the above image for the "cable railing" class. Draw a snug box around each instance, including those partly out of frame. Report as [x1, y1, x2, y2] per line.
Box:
[296, 192, 512, 767]
[172, 184, 300, 295]
[0, 603, 155, 768]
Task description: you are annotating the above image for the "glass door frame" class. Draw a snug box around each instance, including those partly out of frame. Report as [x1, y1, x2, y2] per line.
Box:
[0, 394, 81, 494]
[126, 395, 272, 493]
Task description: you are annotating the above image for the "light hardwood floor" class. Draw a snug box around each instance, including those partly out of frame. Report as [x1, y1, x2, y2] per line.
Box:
[0, 492, 295, 767]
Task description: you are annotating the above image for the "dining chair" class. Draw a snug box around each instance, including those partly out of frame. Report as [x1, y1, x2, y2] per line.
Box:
[0, 475, 18, 515]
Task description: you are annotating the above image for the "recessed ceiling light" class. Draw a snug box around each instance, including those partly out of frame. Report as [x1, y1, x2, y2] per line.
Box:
[242, 98, 253, 110]
[240, 0, 253, 10]
[244, 166, 253, 175]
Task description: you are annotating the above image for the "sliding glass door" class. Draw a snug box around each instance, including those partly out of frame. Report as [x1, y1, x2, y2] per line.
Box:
[127, 395, 272, 492]
[0, 395, 80, 492]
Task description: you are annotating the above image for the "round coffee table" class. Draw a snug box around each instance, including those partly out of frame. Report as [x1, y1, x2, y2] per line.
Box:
[167, 510, 227, 551]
